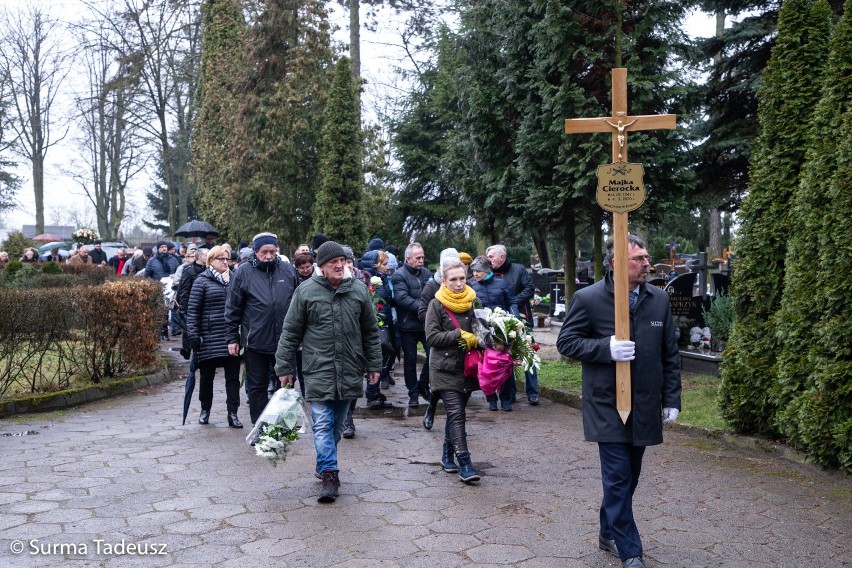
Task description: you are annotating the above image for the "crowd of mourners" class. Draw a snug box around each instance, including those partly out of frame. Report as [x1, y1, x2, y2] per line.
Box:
[1, 227, 680, 568]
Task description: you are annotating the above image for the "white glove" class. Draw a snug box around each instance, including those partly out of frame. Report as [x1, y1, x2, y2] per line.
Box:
[663, 408, 679, 423]
[609, 336, 635, 361]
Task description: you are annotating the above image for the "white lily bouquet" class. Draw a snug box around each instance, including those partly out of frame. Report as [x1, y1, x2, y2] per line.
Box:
[246, 387, 308, 467]
[474, 307, 542, 372]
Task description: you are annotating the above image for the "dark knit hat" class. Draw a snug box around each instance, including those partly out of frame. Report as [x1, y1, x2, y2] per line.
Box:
[368, 238, 384, 251]
[156, 240, 169, 250]
[142, 247, 153, 256]
[311, 233, 329, 252]
[252, 232, 278, 252]
[341, 245, 355, 260]
[315, 241, 346, 267]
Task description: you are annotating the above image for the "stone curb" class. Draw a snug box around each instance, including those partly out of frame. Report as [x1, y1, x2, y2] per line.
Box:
[0, 367, 172, 418]
[523, 378, 823, 472]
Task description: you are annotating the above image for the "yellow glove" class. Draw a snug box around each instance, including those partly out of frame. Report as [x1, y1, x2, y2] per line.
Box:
[460, 330, 478, 351]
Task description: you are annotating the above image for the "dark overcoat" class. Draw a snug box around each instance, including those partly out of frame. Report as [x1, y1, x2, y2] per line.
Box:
[186, 270, 231, 363]
[556, 274, 681, 446]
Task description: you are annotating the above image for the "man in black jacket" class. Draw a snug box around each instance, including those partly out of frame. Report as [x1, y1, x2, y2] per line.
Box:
[391, 242, 433, 407]
[486, 244, 539, 405]
[89, 240, 108, 265]
[556, 235, 681, 568]
[225, 232, 298, 425]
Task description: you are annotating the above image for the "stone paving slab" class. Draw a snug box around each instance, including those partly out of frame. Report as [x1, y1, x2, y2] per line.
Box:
[1, 348, 850, 567]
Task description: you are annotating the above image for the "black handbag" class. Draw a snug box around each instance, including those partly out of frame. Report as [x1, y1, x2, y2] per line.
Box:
[378, 326, 395, 358]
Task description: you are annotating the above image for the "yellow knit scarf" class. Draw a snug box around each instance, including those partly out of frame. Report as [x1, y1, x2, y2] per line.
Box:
[435, 284, 477, 313]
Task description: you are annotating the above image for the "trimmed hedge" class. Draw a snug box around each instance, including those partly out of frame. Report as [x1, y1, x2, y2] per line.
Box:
[0, 279, 165, 398]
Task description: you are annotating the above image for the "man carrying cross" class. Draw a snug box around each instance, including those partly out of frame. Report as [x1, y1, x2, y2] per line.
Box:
[557, 234, 681, 568]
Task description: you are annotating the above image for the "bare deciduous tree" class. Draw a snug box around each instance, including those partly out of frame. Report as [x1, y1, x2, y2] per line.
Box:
[0, 2, 72, 233]
[83, 0, 201, 235]
[67, 21, 148, 239]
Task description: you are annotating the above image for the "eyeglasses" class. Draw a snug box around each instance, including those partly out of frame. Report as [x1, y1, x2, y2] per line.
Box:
[628, 255, 652, 263]
[213, 257, 229, 263]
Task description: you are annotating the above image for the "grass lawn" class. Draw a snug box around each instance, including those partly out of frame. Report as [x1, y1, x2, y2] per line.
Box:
[535, 359, 726, 431]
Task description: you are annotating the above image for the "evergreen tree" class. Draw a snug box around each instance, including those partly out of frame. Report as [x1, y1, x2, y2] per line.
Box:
[719, 0, 833, 435]
[775, 0, 852, 470]
[312, 57, 367, 246]
[192, 0, 245, 240]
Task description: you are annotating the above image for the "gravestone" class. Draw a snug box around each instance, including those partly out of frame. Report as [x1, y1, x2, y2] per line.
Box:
[647, 277, 667, 290]
[664, 272, 709, 327]
[712, 272, 730, 296]
[549, 282, 566, 317]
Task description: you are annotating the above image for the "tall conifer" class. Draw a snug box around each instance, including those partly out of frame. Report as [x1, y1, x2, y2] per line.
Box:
[312, 57, 367, 246]
[720, 0, 833, 435]
[776, 0, 852, 470]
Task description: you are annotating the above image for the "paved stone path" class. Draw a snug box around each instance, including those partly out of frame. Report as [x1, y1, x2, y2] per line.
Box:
[1, 341, 850, 567]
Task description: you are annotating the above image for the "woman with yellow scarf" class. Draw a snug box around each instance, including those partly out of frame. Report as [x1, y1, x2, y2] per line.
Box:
[424, 260, 481, 482]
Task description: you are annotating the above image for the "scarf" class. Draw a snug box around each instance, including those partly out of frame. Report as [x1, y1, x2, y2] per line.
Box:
[209, 267, 230, 286]
[435, 284, 477, 313]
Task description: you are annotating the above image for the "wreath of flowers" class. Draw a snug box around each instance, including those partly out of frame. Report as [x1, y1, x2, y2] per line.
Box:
[72, 228, 98, 244]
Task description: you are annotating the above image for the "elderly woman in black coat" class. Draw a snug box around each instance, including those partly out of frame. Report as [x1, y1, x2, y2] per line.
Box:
[187, 245, 242, 428]
[424, 260, 481, 483]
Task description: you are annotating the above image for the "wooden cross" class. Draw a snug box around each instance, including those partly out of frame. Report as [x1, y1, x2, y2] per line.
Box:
[565, 68, 676, 424]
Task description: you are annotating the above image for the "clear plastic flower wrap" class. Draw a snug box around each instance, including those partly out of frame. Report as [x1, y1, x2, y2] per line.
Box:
[246, 387, 308, 466]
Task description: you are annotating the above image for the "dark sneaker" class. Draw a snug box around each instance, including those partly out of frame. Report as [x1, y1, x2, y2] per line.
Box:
[528, 395, 539, 406]
[408, 396, 420, 408]
[500, 401, 512, 412]
[318, 470, 339, 503]
[489, 400, 498, 411]
[342, 425, 355, 439]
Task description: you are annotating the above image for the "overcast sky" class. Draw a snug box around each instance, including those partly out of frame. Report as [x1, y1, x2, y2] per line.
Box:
[0, 0, 714, 236]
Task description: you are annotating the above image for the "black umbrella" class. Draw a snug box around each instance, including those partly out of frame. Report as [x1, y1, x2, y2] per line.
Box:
[174, 220, 219, 238]
[182, 372, 195, 425]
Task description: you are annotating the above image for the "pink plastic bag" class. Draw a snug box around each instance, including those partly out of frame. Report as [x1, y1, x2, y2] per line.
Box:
[478, 348, 515, 396]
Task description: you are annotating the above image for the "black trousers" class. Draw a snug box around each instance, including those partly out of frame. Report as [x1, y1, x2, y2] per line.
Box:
[598, 442, 646, 561]
[198, 356, 241, 412]
[439, 390, 472, 454]
[400, 330, 430, 398]
[243, 350, 276, 423]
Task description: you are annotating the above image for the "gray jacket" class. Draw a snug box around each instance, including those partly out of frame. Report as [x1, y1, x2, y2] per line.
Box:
[556, 274, 681, 446]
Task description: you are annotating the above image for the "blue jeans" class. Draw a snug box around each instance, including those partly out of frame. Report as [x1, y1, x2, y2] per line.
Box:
[310, 400, 352, 474]
[598, 442, 646, 561]
[525, 366, 539, 397]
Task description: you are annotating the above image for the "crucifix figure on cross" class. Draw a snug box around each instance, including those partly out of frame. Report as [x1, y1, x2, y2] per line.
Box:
[564, 68, 676, 423]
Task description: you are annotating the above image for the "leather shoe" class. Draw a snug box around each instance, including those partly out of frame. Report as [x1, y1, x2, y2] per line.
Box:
[598, 536, 618, 557]
[422, 405, 436, 430]
[622, 557, 646, 568]
[227, 412, 243, 428]
[198, 409, 210, 424]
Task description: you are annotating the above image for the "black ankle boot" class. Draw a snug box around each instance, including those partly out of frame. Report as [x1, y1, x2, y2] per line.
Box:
[423, 404, 436, 430]
[441, 441, 457, 473]
[198, 409, 210, 424]
[227, 412, 243, 428]
[456, 451, 480, 483]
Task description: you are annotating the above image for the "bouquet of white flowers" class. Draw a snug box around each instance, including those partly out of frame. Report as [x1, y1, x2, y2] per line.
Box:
[246, 387, 308, 467]
[474, 307, 542, 372]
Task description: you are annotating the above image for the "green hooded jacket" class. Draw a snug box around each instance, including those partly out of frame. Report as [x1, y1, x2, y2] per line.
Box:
[274, 274, 382, 401]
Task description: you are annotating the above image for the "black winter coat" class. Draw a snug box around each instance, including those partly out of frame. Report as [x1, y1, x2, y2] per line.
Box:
[418, 278, 440, 324]
[492, 259, 534, 325]
[391, 263, 433, 332]
[187, 270, 232, 363]
[556, 274, 681, 446]
[177, 262, 206, 316]
[225, 258, 298, 354]
[471, 275, 517, 315]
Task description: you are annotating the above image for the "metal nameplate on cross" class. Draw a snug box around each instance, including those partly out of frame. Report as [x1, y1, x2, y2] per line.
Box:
[565, 68, 676, 424]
